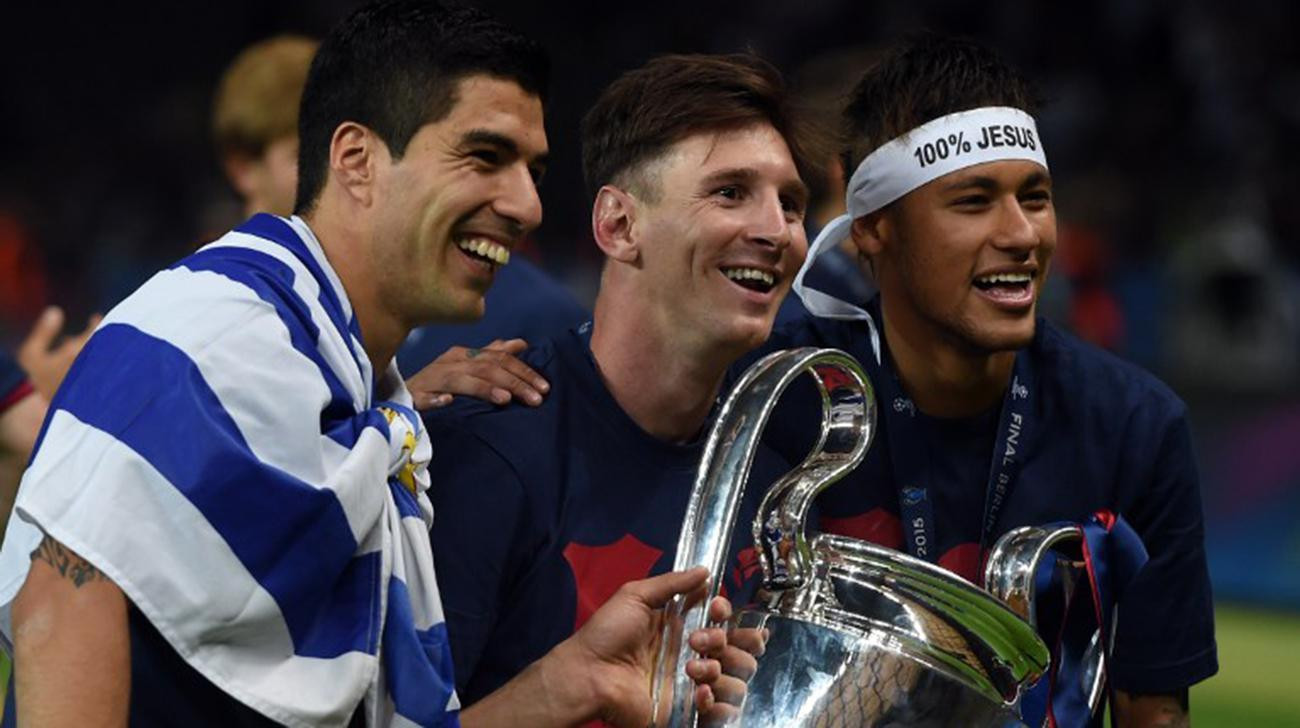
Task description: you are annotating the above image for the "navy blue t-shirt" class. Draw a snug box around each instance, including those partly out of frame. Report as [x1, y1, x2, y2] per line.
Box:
[397, 257, 589, 376]
[748, 306, 1218, 695]
[425, 327, 790, 706]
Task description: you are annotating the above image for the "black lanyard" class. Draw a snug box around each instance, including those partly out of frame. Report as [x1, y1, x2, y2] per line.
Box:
[867, 326, 1037, 563]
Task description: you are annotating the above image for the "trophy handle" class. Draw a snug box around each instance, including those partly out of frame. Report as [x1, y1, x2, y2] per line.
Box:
[650, 348, 876, 727]
[984, 525, 1107, 723]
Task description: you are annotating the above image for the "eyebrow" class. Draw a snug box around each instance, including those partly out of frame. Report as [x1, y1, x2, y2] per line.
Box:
[941, 175, 997, 193]
[461, 128, 550, 170]
[700, 166, 810, 203]
[1020, 170, 1052, 190]
[941, 169, 1052, 194]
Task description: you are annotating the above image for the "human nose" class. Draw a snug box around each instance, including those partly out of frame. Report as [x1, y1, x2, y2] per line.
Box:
[990, 195, 1038, 255]
[747, 190, 793, 251]
[494, 165, 543, 233]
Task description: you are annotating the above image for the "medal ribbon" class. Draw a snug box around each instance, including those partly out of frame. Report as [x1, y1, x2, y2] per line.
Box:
[1019, 512, 1149, 727]
[863, 305, 1036, 563]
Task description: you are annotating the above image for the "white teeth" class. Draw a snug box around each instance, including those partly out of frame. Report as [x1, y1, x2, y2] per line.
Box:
[976, 272, 1031, 285]
[457, 237, 510, 265]
[723, 267, 775, 287]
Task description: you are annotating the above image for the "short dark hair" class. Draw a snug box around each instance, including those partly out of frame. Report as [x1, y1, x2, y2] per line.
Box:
[841, 34, 1040, 173]
[294, 0, 549, 215]
[581, 53, 819, 202]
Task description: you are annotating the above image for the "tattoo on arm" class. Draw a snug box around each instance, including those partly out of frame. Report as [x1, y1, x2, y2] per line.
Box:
[30, 536, 108, 588]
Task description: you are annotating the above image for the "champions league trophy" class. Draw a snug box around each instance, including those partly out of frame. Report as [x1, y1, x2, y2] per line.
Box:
[651, 348, 1100, 727]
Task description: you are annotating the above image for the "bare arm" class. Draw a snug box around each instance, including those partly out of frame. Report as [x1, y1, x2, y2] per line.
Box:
[1114, 689, 1190, 728]
[456, 635, 599, 728]
[13, 535, 129, 727]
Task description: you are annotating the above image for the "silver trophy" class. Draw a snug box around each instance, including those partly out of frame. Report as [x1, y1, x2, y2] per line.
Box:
[652, 348, 1091, 727]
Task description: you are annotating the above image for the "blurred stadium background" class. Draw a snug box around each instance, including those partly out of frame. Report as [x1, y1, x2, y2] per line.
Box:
[2, 1, 1298, 723]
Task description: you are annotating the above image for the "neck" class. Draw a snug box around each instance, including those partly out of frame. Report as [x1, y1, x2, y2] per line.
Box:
[879, 296, 1015, 419]
[302, 207, 404, 373]
[589, 292, 736, 444]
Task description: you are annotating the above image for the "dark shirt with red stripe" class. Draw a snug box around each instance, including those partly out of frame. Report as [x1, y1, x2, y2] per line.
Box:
[749, 304, 1218, 696]
[0, 353, 32, 414]
[424, 326, 789, 708]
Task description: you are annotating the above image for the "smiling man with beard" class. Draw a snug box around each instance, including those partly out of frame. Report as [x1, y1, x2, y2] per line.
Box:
[424, 54, 815, 722]
[0, 3, 738, 726]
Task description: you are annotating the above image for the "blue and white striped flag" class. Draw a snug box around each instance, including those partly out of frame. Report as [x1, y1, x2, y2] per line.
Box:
[0, 214, 459, 727]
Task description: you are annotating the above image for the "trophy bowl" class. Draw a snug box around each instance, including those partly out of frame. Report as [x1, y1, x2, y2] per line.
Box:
[651, 348, 1051, 728]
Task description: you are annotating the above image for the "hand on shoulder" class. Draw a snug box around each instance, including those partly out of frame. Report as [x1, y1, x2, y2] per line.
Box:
[406, 338, 549, 410]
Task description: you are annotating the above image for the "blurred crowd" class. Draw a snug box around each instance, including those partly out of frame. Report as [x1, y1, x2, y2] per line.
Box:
[1, 0, 1297, 606]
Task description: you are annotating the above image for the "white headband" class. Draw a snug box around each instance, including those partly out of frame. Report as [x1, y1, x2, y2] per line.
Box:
[792, 106, 1049, 360]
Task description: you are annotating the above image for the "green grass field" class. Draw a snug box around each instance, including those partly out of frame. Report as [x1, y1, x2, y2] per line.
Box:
[1192, 604, 1300, 727]
[0, 603, 1293, 723]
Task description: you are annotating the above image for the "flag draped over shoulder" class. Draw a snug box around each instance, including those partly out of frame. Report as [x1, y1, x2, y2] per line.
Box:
[0, 214, 459, 728]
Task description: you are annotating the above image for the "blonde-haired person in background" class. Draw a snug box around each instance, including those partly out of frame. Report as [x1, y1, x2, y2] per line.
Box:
[213, 34, 318, 218]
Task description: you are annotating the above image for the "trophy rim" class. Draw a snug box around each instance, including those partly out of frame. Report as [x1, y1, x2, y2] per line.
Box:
[810, 533, 1051, 703]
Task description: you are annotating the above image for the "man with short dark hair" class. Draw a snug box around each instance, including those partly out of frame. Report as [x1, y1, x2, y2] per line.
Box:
[0, 3, 733, 726]
[210, 32, 562, 412]
[763, 34, 1216, 727]
[427, 53, 815, 720]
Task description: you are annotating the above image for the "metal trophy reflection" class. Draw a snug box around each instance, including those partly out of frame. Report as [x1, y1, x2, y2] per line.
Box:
[651, 348, 1073, 727]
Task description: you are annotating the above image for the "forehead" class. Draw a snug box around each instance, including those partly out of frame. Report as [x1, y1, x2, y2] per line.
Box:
[658, 123, 799, 181]
[922, 158, 1052, 193]
[434, 74, 548, 156]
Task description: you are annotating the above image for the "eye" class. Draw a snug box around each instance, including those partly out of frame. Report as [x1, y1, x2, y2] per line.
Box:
[469, 148, 501, 166]
[1020, 189, 1053, 209]
[780, 195, 806, 220]
[952, 195, 989, 208]
[714, 184, 745, 201]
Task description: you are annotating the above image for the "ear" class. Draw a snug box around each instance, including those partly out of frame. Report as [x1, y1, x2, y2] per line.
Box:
[850, 210, 890, 258]
[328, 122, 380, 206]
[591, 185, 639, 264]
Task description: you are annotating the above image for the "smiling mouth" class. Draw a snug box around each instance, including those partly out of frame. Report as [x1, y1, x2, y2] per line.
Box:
[973, 272, 1032, 293]
[456, 236, 511, 267]
[721, 266, 777, 294]
[972, 271, 1036, 305]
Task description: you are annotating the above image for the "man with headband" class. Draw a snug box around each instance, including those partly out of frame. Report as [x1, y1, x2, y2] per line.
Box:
[757, 34, 1216, 727]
